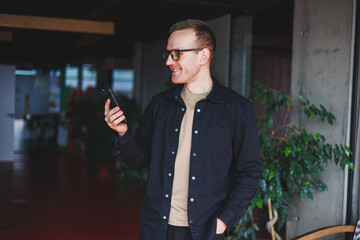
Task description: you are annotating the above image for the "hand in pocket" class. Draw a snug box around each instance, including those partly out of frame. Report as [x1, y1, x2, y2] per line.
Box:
[216, 218, 227, 234]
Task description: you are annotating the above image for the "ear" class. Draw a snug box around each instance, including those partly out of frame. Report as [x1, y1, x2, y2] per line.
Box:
[199, 48, 211, 65]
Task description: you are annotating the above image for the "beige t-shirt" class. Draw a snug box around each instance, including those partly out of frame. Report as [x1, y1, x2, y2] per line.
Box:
[168, 86, 210, 226]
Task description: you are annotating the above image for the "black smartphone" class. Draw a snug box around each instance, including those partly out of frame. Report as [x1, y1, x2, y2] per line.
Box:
[101, 88, 127, 123]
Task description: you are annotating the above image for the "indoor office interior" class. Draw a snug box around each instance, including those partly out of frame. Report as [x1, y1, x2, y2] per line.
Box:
[1, 0, 359, 240]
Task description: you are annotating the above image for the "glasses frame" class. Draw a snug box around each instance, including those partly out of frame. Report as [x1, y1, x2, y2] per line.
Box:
[162, 48, 204, 61]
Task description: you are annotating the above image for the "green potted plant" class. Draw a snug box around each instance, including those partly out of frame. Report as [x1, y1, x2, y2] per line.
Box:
[228, 82, 353, 239]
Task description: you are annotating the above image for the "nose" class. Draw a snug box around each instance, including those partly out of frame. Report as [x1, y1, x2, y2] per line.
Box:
[166, 54, 174, 66]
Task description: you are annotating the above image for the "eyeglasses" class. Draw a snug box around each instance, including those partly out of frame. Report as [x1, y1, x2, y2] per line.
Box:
[162, 48, 204, 61]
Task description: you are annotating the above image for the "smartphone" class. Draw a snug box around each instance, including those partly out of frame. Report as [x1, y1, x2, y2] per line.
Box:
[101, 88, 127, 123]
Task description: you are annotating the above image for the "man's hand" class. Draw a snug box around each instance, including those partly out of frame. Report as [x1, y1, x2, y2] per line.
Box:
[216, 218, 227, 234]
[104, 99, 128, 136]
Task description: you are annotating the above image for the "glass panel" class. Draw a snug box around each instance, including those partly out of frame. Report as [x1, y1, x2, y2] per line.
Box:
[48, 70, 61, 113]
[15, 69, 38, 76]
[81, 64, 97, 91]
[112, 69, 134, 98]
[65, 65, 79, 89]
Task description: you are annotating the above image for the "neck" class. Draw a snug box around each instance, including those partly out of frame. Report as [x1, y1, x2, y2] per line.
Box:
[184, 70, 213, 94]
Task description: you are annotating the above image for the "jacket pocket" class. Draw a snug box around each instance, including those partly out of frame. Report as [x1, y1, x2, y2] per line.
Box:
[214, 233, 224, 240]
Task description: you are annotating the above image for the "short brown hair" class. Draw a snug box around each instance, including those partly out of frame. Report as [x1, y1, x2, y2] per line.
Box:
[169, 19, 216, 54]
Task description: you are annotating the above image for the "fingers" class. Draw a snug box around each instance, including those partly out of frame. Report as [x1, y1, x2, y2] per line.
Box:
[108, 110, 124, 123]
[104, 99, 127, 134]
[104, 104, 120, 120]
[104, 99, 111, 115]
[104, 105, 126, 130]
[112, 115, 126, 125]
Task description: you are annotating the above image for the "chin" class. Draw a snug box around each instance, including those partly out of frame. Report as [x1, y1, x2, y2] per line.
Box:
[171, 78, 184, 85]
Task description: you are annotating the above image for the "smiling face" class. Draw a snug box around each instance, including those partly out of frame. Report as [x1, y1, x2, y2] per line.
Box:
[166, 29, 202, 85]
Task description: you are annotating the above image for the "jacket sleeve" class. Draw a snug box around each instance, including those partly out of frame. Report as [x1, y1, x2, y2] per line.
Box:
[115, 97, 155, 170]
[218, 102, 263, 228]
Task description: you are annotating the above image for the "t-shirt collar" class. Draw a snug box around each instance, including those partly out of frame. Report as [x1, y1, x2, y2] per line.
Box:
[164, 80, 223, 104]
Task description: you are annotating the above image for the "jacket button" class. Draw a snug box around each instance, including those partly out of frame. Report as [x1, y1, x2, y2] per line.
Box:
[168, 173, 172, 177]
[193, 153, 197, 157]
[192, 176, 196, 180]
[175, 128, 179, 132]
[194, 130, 198, 134]
[190, 198, 194, 202]
[163, 216, 167, 220]
[197, 109, 201, 112]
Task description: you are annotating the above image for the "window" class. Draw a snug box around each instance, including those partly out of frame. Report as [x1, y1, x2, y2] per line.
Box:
[15, 69, 38, 76]
[112, 69, 134, 98]
[81, 64, 97, 90]
[48, 70, 61, 113]
[65, 65, 79, 88]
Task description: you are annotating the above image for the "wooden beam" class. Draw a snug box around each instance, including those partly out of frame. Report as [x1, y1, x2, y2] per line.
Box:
[0, 14, 114, 35]
[0, 31, 12, 42]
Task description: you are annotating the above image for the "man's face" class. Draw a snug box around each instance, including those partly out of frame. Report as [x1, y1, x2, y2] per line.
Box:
[166, 29, 201, 84]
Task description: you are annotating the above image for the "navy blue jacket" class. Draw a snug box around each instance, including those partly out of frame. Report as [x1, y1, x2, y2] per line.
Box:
[116, 81, 263, 240]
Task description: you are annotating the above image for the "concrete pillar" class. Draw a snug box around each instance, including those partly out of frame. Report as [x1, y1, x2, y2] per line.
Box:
[287, 0, 354, 238]
[229, 15, 252, 97]
[208, 15, 231, 87]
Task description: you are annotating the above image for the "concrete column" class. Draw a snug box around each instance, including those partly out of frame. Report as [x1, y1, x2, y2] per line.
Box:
[208, 15, 231, 87]
[229, 15, 252, 97]
[287, 0, 354, 238]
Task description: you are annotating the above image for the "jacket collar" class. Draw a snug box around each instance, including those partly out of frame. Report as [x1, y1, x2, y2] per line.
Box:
[164, 80, 223, 104]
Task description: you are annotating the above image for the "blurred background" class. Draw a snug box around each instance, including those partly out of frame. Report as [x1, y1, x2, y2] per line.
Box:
[0, 0, 293, 156]
[0, 0, 359, 239]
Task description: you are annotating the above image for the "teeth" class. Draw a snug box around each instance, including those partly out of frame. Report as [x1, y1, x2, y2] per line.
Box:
[173, 69, 180, 72]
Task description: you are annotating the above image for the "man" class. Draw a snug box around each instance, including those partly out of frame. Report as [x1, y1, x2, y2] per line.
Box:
[104, 19, 263, 240]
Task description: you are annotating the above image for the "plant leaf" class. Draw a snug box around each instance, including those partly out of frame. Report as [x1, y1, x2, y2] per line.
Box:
[344, 145, 352, 154]
[256, 200, 263, 209]
[298, 95, 306, 102]
[269, 171, 274, 180]
[285, 147, 291, 157]
[348, 162, 354, 170]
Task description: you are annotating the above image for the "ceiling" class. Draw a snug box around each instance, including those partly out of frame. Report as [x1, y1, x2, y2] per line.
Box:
[0, 0, 293, 68]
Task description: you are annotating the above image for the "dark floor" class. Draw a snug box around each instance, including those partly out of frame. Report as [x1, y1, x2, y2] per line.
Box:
[0, 151, 143, 240]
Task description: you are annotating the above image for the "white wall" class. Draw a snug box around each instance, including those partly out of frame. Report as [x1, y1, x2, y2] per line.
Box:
[0, 65, 15, 161]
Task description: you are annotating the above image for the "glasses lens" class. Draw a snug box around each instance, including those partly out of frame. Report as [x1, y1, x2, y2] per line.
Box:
[162, 50, 181, 61]
[162, 50, 170, 60]
[171, 50, 180, 61]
